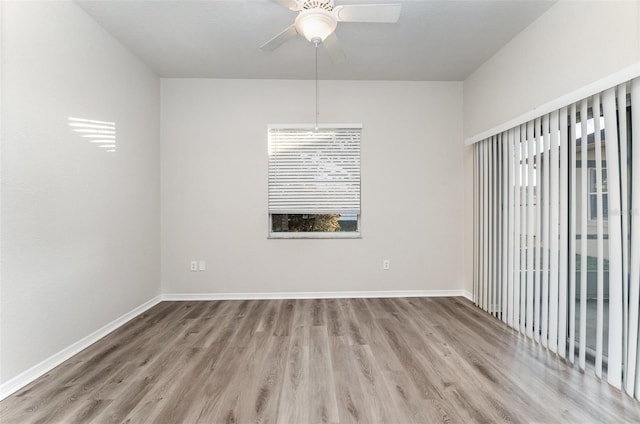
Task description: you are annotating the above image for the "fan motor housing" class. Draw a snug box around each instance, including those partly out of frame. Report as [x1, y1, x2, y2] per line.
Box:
[301, 0, 334, 12]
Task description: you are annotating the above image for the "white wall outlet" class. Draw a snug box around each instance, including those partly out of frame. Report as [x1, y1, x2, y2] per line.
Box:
[383, 259, 390, 270]
[198, 260, 206, 271]
[190, 260, 198, 272]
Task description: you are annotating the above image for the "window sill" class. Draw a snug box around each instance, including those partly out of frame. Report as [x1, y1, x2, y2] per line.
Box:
[268, 232, 361, 239]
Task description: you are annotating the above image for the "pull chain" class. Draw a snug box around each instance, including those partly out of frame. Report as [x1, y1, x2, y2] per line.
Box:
[314, 39, 319, 131]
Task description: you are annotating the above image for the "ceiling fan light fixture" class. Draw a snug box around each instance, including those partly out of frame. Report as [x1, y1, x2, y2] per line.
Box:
[295, 9, 337, 43]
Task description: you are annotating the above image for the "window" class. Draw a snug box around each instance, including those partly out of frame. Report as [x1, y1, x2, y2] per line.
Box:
[588, 167, 608, 220]
[268, 125, 361, 238]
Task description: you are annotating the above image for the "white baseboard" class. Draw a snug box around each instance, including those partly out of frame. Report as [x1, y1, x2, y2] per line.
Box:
[163, 289, 473, 301]
[462, 290, 473, 301]
[0, 295, 162, 401]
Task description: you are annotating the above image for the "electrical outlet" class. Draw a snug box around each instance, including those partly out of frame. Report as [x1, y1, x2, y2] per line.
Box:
[383, 259, 390, 270]
[190, 260, 198, 272]
[198, 260, 206, 271]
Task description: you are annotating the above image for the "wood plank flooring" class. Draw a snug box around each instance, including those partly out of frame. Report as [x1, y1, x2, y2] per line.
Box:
[2, 297, 640, 423]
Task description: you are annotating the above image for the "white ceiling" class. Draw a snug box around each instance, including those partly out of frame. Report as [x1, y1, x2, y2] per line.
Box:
[76, 0, 555, 81]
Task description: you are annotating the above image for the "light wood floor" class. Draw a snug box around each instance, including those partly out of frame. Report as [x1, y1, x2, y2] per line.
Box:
[2, 297, 639, 423]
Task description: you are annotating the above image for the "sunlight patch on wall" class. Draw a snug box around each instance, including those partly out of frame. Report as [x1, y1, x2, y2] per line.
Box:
[68, 117, 116, 153]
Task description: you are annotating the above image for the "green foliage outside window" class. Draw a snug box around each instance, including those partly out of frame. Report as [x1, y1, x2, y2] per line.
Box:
[272, 214, 343, 232]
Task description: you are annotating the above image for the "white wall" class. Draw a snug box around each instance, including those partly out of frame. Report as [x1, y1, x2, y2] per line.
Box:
[1, 1, 160, 384]
[464, 0, 640, 140]
[161, 79, 464, 295]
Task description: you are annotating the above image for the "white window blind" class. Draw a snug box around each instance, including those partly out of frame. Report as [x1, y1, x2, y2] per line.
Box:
[268, 126, 361, 215]
[473, 76, 640, 400]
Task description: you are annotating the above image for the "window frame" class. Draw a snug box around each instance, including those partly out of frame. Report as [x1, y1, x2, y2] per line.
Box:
[588, 166, 608, 221]
[267, 124, 362, 239]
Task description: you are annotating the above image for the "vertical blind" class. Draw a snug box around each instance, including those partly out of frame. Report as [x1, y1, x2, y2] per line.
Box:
[268, 126, 361, 214]
[473, 77, 640, 398]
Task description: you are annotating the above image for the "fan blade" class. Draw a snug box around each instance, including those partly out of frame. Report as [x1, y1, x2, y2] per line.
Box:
[333, 4, 401, 23]
[269, 0, 300, 11]
[323, 33, 345, 64]
[261, 25, 298, 51]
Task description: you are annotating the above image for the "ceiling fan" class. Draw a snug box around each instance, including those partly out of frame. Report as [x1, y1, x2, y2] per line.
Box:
[261, 0, 402, 63]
